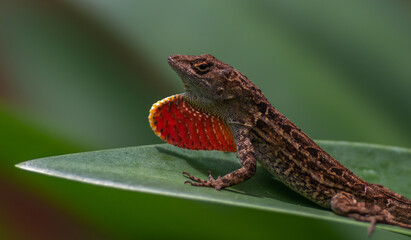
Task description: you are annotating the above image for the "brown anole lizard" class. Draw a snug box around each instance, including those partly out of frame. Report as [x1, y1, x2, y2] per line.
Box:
[148, 54, 411, 234]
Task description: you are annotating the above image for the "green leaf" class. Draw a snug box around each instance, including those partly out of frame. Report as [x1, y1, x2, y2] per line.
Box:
[16, 140, 411, 236]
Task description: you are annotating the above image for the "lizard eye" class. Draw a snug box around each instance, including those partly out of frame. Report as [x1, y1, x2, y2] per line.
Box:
[193, 61, 212, 74]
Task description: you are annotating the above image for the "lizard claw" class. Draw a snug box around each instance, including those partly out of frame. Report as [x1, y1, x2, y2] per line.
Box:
[182, 171, 207, 183]
[184, 180, 194, 185]
[208, 170, 218, 181]
[182, 170, 225, 190]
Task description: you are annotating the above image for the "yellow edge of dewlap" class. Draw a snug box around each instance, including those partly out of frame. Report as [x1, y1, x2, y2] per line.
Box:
[148, 94, 182, 140]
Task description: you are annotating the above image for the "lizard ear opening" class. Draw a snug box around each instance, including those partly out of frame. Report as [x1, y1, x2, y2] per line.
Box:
[148, 94, 236, 152]
[216, 87, 224, 96]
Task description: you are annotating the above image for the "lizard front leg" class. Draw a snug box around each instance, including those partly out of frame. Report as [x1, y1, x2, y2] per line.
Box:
[183, 127, 257, 190]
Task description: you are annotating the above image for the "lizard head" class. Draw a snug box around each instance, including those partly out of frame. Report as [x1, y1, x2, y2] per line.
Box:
[168, 54, 233, 98]
[169, 54, 248, 111]
[168, 54, 268, 122]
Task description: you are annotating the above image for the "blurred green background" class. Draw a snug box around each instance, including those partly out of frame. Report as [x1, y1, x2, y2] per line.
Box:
[0, 0, 410, 239]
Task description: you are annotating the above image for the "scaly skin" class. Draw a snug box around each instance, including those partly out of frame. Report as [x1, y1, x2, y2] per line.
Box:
[162, 54, 411, 233]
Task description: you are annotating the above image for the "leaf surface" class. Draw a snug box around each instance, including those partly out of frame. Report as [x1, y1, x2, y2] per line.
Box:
[16, 141, 411, 236]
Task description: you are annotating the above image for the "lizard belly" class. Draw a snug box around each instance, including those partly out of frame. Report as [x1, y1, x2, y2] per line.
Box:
[253, 140, 336, 208]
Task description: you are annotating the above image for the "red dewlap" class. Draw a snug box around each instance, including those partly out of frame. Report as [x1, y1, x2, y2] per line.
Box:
[148, 94, 236, 152]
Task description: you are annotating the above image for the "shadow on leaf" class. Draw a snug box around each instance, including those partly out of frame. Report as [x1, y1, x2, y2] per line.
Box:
[154, 145, 321, 210]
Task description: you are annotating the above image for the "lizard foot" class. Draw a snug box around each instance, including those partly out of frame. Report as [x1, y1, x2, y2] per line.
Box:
[182, 170, 225, 190]
[331, 192, 390, 236]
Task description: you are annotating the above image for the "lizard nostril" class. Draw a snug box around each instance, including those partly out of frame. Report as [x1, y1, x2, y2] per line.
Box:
[168, 55, 175, 63]
[168, 55, 181, 63]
